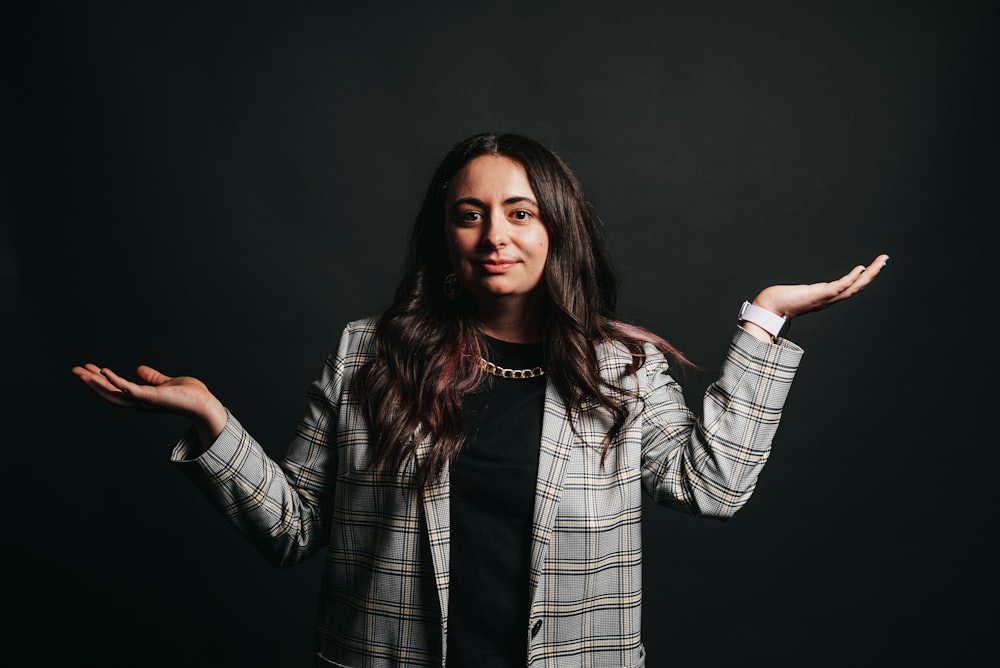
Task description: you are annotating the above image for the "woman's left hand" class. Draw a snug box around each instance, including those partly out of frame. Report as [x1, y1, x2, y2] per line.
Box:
[752, 253, 890, 319]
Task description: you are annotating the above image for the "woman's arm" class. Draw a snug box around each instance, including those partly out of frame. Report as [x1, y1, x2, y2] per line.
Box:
[740, 253, 890, 342]
[71, 363, 227, 450]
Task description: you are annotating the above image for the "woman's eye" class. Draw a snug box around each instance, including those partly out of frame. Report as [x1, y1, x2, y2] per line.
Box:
[511, 210, 533, 221]
[458, 211, 482, 224]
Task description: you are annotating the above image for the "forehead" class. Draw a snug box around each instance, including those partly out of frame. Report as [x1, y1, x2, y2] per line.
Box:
[446, 154, 534, 199]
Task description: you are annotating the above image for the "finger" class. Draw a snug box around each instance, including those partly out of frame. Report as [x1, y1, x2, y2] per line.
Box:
[71, 364, 117, 391]
[818, 267, 865, 304]
[829, 255, 890, 303]
[849, 254, 890, 288]
[99, 367, 147, 399]
[863, 253, 890, 276]
[854, 254, 889, 278]
[72, 366, 135, 406]
[71, 363, 111, 382]
[840, 264, 867, 285]
[71, 364, 95, 379]
[101, 367, 168, 410]
[136, 364, 173, 386]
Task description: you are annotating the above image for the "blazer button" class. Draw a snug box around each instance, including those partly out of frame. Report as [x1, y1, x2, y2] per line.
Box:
[531, 620, 543, 638]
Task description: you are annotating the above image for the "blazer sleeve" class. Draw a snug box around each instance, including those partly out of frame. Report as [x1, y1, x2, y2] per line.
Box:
[169, 319, 370, 567]
[639, 326, 804, 518]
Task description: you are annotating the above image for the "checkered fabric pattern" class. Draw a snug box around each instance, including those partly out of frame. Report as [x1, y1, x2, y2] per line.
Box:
[173, 317, 802, 667]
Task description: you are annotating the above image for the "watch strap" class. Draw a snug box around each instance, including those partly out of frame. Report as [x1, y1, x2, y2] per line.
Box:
[738, 301, 788, 338]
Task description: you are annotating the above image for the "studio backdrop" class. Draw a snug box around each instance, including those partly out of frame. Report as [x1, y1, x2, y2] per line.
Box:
[4, 1, 993, 666]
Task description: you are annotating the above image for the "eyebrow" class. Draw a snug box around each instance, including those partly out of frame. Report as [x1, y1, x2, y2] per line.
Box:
[451, 196, 539, 209]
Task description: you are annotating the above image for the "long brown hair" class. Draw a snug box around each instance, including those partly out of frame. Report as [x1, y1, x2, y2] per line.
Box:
[355, 133, 697, 488]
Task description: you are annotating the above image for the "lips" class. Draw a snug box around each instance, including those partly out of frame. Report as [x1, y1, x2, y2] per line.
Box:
[477, 259, 517, 274]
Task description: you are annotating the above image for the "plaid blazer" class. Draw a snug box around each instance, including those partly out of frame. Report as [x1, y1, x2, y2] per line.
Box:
[174, 316, 803, 667]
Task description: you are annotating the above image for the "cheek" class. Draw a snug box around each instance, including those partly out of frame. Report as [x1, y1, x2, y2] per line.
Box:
[448, 232, 477, 263]
[534, 231, 550, 260]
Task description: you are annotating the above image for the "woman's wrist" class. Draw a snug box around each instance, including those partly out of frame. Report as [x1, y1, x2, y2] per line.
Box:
[738, 300, 787, 341]
[739, 319, 776, 343]
[191, 397, 227, 451]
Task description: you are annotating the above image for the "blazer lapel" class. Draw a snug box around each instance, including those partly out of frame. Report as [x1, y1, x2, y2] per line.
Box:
[528, 381, 576, 602]
[415, 439, 452, 625]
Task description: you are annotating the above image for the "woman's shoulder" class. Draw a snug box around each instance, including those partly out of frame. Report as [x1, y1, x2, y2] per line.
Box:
[594, 335, 671, 380]
[343, 315, 380, 335]
[330, 315, 382, 357]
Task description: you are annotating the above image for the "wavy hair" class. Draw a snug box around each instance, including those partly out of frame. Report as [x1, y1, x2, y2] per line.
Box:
[354, 133, 697, 488]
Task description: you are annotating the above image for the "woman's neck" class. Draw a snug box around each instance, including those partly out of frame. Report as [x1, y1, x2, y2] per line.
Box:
[474, 295, 545, 343]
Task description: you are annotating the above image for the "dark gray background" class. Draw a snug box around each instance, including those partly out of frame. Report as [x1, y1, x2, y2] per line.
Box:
[4, 1, 994, 666]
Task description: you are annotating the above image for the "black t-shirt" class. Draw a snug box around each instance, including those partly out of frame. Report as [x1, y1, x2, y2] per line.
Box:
[447, 336, 546, 667]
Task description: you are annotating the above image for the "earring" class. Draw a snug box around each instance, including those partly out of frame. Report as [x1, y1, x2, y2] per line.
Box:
[443, 273, 462, 301]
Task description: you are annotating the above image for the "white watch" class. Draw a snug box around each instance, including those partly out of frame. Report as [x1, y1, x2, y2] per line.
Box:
[738, 301, 787, 338]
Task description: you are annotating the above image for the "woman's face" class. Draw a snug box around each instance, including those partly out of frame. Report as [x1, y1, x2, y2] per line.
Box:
[444, 154, 549, 306]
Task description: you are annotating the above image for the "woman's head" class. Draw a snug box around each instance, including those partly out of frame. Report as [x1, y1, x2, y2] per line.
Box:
[406, 133, 619, 321]
[363, 133, 694, 487]
[443, 153, 550, 313]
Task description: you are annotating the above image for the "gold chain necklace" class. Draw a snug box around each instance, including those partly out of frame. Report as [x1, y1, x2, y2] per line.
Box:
[479, 357, 546, 379]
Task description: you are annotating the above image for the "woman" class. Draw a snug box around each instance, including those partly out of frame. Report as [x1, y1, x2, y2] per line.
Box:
[72, 132, 889, 667]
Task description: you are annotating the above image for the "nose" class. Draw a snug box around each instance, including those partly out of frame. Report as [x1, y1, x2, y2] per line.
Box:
[481, 213, 509, 249]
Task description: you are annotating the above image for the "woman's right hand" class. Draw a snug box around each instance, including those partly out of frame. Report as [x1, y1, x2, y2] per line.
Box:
[71, 363, 228, 447]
